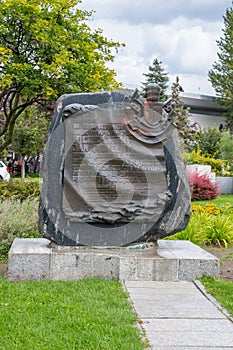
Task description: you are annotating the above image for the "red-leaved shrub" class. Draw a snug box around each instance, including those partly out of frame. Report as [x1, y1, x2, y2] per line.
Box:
[187, 172, 219, 201]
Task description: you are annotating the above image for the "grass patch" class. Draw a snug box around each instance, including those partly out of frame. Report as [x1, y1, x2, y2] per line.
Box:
[201, 276, 233, 316]
[193, 194, 233, 207]
[12, 173, 43, 181]
[0, 277, 145, 350]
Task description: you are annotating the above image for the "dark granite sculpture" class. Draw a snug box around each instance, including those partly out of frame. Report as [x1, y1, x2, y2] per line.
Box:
[39, 84, 190, 246]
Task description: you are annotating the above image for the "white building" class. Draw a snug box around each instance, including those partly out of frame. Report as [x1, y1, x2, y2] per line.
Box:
[180, 92, 225, 129]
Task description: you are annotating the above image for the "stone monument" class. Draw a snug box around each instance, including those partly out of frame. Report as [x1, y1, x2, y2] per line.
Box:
[38, 83, 190, 246]
[8, 85, 220, 281]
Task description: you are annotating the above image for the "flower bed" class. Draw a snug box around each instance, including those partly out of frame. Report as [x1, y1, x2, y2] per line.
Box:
[167, 202, 233, 247]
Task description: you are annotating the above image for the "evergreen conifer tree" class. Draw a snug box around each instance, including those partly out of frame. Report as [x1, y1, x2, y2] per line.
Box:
[171, 76, 197, 149]
[142, 58, 169, 101]
[208, 3, 233, 128]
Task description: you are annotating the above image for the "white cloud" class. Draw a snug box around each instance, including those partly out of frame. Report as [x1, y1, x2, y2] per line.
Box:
[79, 0, 229, 95]
[174, 73, 217, 95]
[81, 0, 229, 23]
[107, 55, 147, 90]
[144, 18, 221, 75]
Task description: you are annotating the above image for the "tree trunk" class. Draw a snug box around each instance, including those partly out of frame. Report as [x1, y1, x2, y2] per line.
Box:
[20, 154, 26, 181]
[33, 153, 40, 173]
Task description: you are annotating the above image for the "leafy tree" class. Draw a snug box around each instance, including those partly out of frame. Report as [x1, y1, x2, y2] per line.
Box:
[195, 126, 222, 158]
[0, 0, 123, 152]
[141, 58, 169, 101]
[208, 3, 233, 128]
[0, 137, 7, 159]
[171, 76, 197, 149]
[11, 106, 50, 180]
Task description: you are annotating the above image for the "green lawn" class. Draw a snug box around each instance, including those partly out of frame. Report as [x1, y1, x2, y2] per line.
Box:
[1, 193, 233, 347]
[198, 194, 233, 317]
[201, 276, 233, 316]
[193, 194, 233, 206]
[0, 277, 145, 350]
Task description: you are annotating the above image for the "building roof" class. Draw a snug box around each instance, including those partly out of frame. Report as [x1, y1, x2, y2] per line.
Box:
[180, 93, 224, 116]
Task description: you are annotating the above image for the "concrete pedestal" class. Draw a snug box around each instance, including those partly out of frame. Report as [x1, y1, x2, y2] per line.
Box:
[8, 238, 219, 281]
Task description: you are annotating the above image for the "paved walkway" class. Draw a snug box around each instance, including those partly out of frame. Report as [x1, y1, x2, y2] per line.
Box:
[124, 281, 233, 350]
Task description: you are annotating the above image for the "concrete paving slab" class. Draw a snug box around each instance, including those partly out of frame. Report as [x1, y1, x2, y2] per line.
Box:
[125, 280, 199, 293]
[147, 331, 233, 347]
[142, 318, 233, 332]
[132, 295, 220, 309]
[152, 347, 233, 350]
[133, 304, 225, 319]
[125, 281, 233, 349]
[125, 290, 208, 302]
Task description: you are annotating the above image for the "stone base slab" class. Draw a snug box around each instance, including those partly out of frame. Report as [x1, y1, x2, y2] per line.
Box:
[8, 238, 219, 281]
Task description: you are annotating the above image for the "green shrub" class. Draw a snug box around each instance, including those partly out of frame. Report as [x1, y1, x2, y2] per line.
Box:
[0, 180, 41, 201]
[194, 126, 222, 158]
[188, 172, 219, 201]
[184, 150, 223, 176]
[220, 132, 233, 174]
[0, 199, 40, 261]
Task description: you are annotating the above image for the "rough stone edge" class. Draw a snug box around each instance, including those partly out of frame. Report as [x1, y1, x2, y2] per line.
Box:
[7, 239, 220, 282]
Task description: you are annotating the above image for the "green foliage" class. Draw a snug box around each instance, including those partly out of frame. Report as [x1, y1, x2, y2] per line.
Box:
[220, 132, 233, 174]
[0, 277, 145, 349]
[193, 194, 233, 207]
[0, 137, 7, 159]
[0, 0, 123, 151]
[188, 172, 219, 201]
[183, 127, 231, 177]
[169, 201, 233, 248]
[171, 76, 196, 147]
[141, 57, 169, 101]
[0, 198, 40, 260]
[11, 106, 51, 156]
[24, 173, 42, 179]
[195, 126, 222, 158]
[167, 211, 210, 246]
[205, 214, 233, 248]
[0, 180, 40, 201]
[184, 150, 224, 176]
[201, 276, 233, 316]
[208, 4, 233, 127]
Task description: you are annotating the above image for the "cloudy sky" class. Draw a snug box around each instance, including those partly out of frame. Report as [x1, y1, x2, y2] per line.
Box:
[79, 0, 230, 96]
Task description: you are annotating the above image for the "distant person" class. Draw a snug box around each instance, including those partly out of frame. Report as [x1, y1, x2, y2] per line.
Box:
[219, 123, 223, 131]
